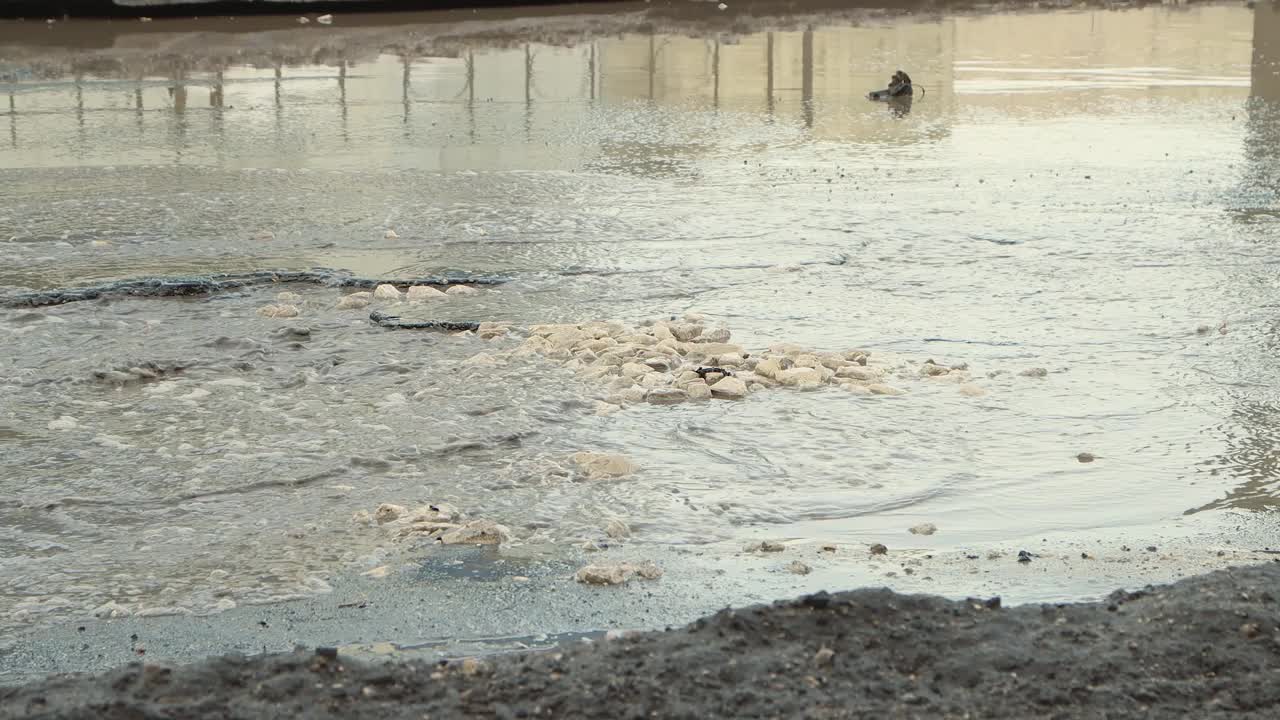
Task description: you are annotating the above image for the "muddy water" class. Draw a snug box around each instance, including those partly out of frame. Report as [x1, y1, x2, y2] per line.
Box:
[2, 2, 1279, 635]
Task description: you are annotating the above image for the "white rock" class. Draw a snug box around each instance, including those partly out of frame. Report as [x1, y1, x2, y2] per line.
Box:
[257, 304, 300, 318]
[384, 229, 400, 239]
[477, 322, 510, 339]
[446, 285, 479, 296]
[362, 565, 390, 578]
[786, 560, 812, 575]
[836, 366, 879, 382]
[958, 384, 987, 397]
[213, 598, 237, 612]
[755, 357, 785, 379]
[647, 388, 687, 405]
[776, 367, 822, 388]
[618, 386, 648, 405]
[406, 286, 447, 301]
[909, 523, 938, 536]
[92, 601, 131, 619]
[374, 503, 408, 525]
[47, 415, 79, 431]
[575, 561, 662, 586]
[594, 401, 623, 416]
[464, 352, 500, 367]
[700, 326, 731, 343]
[686, 380, 712, 400]
[439, 519, 510, 545]
[298, 16, 310, 24]
[337, 292, 372, 309]
[710, 376, 748, 399]
[604, 519, 631, 539]
[672, 323, 703, 342]
[316, 13, 334, 24]
[920, 362, 950, 377]
[571, 452, 638, 480]
[275, 291, 303, 304]
[373, 284, 403, 301]
[868, 384, 905, 396]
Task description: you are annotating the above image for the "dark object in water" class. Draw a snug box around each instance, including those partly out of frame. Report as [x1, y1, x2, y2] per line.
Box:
[0, 269, 508, 309]
[868, 70, 920, 101]
[694, 366, 734, 379]
[369, 310, 479, 333]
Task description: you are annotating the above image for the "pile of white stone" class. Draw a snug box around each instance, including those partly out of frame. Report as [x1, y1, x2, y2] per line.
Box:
[338, 283, 480, 309]
[491, 314, 949, 413]
[353, 502, 511, 546]
[257, 284, 485, 318]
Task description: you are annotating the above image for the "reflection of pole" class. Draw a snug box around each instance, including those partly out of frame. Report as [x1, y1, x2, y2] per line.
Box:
[274, 63, 282, 110]
[74, 72, 84, 131]
[8, 92, 15, 148]
[1254, 1, 1280, 102]
[588, 42, 596, 102]
[467, 51, 475, 144]
[648, 33, 656, 101]
[525, 44, 533, 140]
[765, 32, 775, 117]
[134, 77, 144, 133]
[402, 54, 411, 127]
[210, 69, 223, 108]
[171, 69, 187, 116]
[801, 28, 814, 129]
[338, 59, 348, 141]
[712, 39, 720, 109]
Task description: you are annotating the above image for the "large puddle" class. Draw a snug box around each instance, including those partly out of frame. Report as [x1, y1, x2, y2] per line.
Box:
[2, 1, 1279, 636]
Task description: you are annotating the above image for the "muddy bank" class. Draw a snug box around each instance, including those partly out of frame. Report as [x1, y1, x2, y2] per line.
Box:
[3, 561, 1278, 719]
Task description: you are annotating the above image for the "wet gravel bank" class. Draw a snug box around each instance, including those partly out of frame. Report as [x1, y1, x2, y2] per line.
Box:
[4, 562, 1278, 719]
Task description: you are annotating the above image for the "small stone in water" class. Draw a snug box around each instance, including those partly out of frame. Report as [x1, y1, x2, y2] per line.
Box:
[909, 523, 938, 536]
[384, 229, 400, 239]
[406, 286, 446, 301]
[446, 285, 479, 296]
[1077, 452, 1096, 463]
[1019, 367, 1049, 378]
[709, 376, 748, 399]
[745, 540, 786, 553]
[336, 292, 371, 310]
[786, 560, 812, 575]
[605, 519, 631, 539]
[257, 304, 299, 318]
[372, 284, 402, 301]
[869, 543, 888, 555]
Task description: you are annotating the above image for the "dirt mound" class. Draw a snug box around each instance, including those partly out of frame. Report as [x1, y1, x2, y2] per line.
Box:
[3, 562, 1278, 718]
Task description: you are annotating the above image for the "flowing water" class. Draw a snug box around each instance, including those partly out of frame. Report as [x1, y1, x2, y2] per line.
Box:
[1, 1, 1279, 636]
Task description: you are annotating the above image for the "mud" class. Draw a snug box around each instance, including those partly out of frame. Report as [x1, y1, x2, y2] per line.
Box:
[3, 561, 1278, 719]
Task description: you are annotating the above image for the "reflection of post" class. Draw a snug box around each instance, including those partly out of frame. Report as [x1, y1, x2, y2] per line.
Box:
[588, 42, 596, 102]
[402, 54, 411, 126]
[134, 81, 143, 132]
[1254, 1, 1280, 102]
[467, 51, 475, 144]
[210, 69, 223, 108]
[712, 39, 720, 109]
[765, 32, 774, 117]
[274, 63, 282, 110]
[74, 72, 84, 131]
[7, 92, 15, 148]
[171, 69, 187, 116]
[649, 33, 656, 101]
[801, 28, 814, 129]
[337, 59, 348, 141]
[525, 44, 534, 140]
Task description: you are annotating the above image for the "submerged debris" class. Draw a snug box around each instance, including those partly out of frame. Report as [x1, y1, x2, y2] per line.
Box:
[571, 452, 638, 480]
